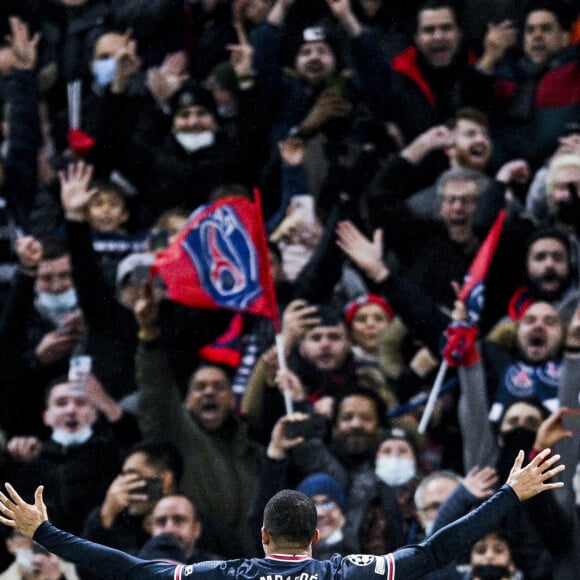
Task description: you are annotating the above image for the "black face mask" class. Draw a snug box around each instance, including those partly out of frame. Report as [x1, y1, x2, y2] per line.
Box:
[471, 564, 511, 579]
[555, 183, 580, 234]
[497, 426, 537, 481]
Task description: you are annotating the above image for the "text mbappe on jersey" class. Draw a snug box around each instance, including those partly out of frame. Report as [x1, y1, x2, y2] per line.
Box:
[260, 573, 318, 580]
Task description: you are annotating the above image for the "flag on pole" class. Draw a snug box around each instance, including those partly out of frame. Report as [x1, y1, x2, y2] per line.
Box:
[152, 191, 279, 329]
[443, 209, 507, 367]
[420, 208, 507, 432]
[198, 312, 244, 367]
[67, 80, 95, 156]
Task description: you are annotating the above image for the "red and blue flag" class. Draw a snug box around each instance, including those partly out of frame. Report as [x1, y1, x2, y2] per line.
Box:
[152, 191, 279, 328]
[443, 209, 506, 367]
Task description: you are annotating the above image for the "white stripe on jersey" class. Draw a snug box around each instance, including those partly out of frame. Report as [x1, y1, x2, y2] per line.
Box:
[385, 554, 395, 580]
[174, 564, 184, 580]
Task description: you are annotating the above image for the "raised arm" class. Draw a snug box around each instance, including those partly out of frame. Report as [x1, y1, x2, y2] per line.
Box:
[335, 220, 449, 352]
[392, 449, 565, 578]
[0, 484, 178, 580]
[2, 17, 42, 229]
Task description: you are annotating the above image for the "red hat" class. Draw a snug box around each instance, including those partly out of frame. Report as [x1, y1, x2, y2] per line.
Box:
[508, 287, 535, 321]
[344, 294, 394, 326]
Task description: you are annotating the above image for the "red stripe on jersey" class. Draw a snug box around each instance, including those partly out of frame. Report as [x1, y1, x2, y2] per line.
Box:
[267, 554, 312, 562]
[174, 564, 184, 580]
[386, 553, 395, 580]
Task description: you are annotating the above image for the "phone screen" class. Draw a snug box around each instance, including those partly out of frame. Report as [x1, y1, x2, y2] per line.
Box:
[289, 195, 316, 225]
[142, 477, 164, 501]
[562, 410, 580, 432]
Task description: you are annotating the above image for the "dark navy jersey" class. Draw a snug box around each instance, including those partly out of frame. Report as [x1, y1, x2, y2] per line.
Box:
[33, 485, 519, 580]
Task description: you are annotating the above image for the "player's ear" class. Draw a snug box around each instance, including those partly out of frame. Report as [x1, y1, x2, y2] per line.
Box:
[261, 527, 270, 545]
[312, 529, 320, 545]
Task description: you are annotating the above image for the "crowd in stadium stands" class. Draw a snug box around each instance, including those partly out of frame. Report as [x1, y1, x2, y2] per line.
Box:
[0, 0, 579, 578]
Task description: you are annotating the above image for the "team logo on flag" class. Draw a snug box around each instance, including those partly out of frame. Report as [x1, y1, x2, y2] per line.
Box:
[183, 205, 263, 308]
[152, 192, 279, 326]
[463, 280, 484, 322]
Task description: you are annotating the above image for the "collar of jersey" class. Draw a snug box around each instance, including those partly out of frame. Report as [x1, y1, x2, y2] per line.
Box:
[267, 554, 312, 561]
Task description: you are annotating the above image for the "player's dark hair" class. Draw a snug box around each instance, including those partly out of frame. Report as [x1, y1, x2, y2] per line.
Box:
[263, 490, 317, 547]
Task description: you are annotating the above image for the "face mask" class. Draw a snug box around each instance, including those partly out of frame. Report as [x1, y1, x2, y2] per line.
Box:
[15, 549, 34, 573]
[35, 288, 78, 324]
[471, 564, 511, 580]
[92, 57, 118, 88]
[375, 456, 416, 487]
[497, 426, 537, 482]
[52, 426, 93, 447]
[422, 519, 435, 537]
[323, 528, 344, 546]
[174, 131, 215, 153]
[499, 426, 536, 455]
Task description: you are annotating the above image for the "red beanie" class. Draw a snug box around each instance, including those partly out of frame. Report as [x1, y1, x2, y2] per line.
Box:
[344, 294, 395, 326]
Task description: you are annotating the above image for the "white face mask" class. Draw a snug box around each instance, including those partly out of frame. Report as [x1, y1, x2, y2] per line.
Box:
[375, 456, 416, 487]
[323, 528, 344, 546]
[51, 426, 93, 447]
[15, 549, 34, 573]
[35, 288, 79, 324]
[174, 131, 215, 153]
[92, 57, 118, 88]
[422, 519, 435, 537]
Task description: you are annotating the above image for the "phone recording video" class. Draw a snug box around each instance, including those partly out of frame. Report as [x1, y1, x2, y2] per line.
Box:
[284, 416, 327, 440]
[140, 477, 164, 501]
[562, 409, 580, 432]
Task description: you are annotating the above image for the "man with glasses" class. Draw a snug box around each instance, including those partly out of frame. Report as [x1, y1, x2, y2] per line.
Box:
[367, 166, 519, 329]
[414, 471, 461, 538]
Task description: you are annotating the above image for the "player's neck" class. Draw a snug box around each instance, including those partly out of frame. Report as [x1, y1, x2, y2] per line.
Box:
[267, 552, 312, 560]
[264, 545, 312, 558]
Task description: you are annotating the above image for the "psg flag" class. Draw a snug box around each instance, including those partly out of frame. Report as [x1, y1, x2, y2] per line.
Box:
[152, 191, 279, 328]
[443, 209, 506, 367]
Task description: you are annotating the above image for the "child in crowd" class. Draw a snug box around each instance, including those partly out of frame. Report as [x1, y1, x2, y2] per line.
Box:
[85, 181, 146, 289]
[146, 207, 190, 253]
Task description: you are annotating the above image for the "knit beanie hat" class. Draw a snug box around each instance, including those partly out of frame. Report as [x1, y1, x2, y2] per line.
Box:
[296, 473, 346, 510]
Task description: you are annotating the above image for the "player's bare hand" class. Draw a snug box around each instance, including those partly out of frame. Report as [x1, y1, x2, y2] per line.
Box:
[507, 449, 564, 501]
[0, 484, 48, 538]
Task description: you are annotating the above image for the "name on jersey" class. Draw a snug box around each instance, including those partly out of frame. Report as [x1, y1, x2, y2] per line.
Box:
[260, 573, 319, 580]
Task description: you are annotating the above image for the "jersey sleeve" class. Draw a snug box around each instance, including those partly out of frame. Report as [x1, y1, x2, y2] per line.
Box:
[333, 554, 394, 580]
[391, 485, 519, 579]
[34, 522, 178, 580]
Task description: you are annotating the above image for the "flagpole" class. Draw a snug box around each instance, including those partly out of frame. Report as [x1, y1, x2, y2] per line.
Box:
[275, 333, 294, 415]
[418, 360, 448, 434]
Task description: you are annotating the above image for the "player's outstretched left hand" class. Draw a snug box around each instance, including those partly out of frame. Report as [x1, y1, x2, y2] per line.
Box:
[506, 449, 564, 501]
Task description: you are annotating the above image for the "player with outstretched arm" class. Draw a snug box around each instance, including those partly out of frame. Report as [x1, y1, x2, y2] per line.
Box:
[0, 449, 565, 580]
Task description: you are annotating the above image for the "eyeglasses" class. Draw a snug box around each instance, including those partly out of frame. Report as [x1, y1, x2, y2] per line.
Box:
[418, 502, 442, 514]
[314, 501, 338, 511]
[441, 195, 477, 206]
